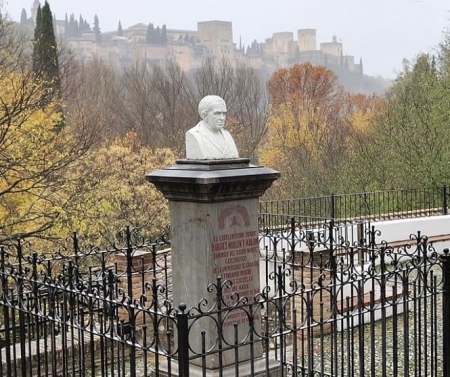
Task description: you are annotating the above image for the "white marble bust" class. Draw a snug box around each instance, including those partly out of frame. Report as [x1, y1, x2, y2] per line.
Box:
[186, 95, 239, 160]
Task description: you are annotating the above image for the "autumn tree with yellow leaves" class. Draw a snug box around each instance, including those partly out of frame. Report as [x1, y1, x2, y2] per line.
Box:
[0, 16, 174, 245]
[0, 19, 95, 242]
[260, 63, 383, 198]
[261, 63, 350, 198]
[51, 132, 175, 244]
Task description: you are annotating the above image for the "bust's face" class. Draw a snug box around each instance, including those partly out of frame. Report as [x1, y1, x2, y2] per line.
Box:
[203, 102, 227, 131]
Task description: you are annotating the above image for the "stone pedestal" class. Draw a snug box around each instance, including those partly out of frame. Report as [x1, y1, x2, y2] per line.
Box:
[155, 355, 283, 377]
[146, 158, 280, 374]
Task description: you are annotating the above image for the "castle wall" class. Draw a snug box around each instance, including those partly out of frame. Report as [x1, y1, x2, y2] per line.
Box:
[343, 55, 355, 71]
[320, 36, 342, 57]
[58, 16, 361, 75]
[168, 41, 194, 71]
[298, 50, 324, 65]
[298, 29, 316, 52]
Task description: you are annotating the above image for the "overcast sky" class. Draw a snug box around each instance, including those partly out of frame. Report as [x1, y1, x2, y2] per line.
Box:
[2, 0, 450, 78]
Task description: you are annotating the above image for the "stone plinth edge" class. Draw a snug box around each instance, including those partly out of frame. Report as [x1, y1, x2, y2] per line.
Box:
[153, 355, 283, 377]
[146, 158, 280, 202]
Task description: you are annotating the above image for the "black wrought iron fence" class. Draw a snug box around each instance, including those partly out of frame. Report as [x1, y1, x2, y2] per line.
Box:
[0, 223, 449, 376]
[260, 186, 448, 226]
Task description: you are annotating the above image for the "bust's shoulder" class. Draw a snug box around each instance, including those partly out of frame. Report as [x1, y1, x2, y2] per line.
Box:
[186, 123, 202, 143]
[187, 122, 202, 133]
[186, 122, 207, 159]
[186, 123, 202, 145]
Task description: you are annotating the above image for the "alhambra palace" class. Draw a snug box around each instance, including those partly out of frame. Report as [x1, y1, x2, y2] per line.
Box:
[23, 0, 363, 77]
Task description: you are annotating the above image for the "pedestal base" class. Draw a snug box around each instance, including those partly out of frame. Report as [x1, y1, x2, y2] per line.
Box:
[147, 159, 281, 376]
[153, 355, 283, 377]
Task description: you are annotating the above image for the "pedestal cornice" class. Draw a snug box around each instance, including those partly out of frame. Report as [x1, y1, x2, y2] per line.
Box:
[145, 158, 280, 202]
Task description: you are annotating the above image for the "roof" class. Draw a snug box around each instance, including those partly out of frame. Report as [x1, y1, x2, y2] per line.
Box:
[128, 23, 148, 30]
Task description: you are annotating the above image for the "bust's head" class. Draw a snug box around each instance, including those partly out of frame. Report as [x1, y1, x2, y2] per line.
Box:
[198, 95, 227, 132]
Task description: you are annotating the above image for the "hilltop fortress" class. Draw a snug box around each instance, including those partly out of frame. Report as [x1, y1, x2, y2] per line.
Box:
[70, 22, 362, 75]
[24, 1, 363, 77]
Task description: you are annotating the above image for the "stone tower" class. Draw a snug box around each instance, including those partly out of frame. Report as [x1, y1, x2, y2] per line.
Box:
[298, 29, 317, 52]
[272, 32, 293, 54]
[272, 32, 294, 67]
[197, 21, 234, 62]
[320, 35, 343, 57]
[31, 0, 40, 24]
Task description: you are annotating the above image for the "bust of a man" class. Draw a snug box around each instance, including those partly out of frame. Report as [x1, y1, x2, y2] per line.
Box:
[186, 95, 239, 160]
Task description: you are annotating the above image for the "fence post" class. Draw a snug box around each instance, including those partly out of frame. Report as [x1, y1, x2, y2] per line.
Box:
[443, 186, 448, 215]
[177, 303, 189, 377]
[441, 248, 450, 377]
[1, 247, 12, 377]
[124, 227, 137, 377]
[16, 240, 27, 377]
[331, 193, 336, 220]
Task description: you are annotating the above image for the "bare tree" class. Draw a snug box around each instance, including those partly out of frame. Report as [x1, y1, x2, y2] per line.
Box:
[72, 56, 269, 158]
[111, 60, 197, 154]
[192, 57, 235, 104]
[112, 60, 156, 145]
[63, 57, 120, 144]
[228, 65, 268, 158]
[192, 58, 269, 158]
[147, 60, 198, 153]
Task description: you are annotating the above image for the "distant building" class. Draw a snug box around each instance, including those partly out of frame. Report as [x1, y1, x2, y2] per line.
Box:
[197, 21, 234, 61]
[22, 1, 363, 76]
[31, 0, 40, 23]
[298, 29, 316, 52]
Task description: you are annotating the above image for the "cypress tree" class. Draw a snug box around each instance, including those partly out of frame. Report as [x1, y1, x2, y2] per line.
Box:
[32, 5, 42, 73]
[146, 23, 154, 44]
[74, 20, 80, 37]
[68, 13, 75, 38]
[63, 14, 68, 38]
[93, 14, 102, 42]
[155, 26, 161, 44]
[161, 24, 167, 44]
[117, 21, 123, 37]
[32, 1, 60, 90]
[20, 9, 28, 25]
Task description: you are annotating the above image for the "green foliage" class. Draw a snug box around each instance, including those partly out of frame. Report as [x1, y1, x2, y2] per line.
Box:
[146, 23, 167, 44]
[20, 9, 28, 25]
[32, 5, 41, 57]
[161, 24, 167, 44]
[368, 51, 450, 189]
[50, 132, 176, 244]
[63, 13, 90, 39]
[32, 1, 60, 90]
[93, 14, 101, 42]
[262, 26, 450, 199]
[146, 23, 154, 43]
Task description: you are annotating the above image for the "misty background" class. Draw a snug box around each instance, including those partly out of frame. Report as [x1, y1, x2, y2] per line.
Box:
[3, 0, 450, 78]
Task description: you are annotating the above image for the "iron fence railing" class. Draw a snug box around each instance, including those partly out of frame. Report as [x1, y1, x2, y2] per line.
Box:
[260, 186, 448, 226]
[0, 222, 448, 376]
